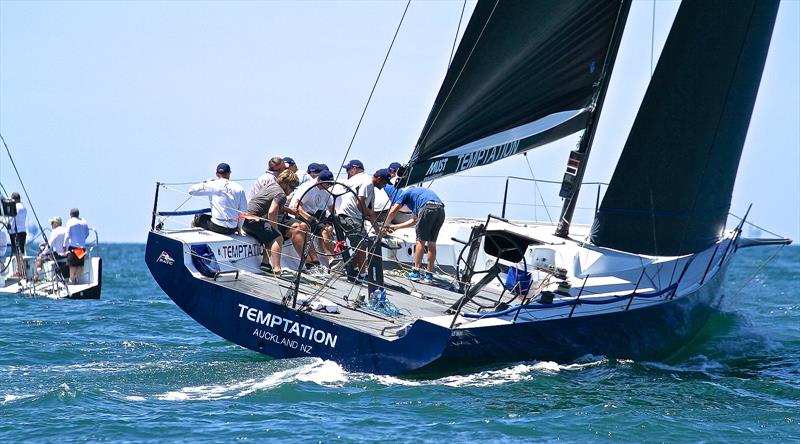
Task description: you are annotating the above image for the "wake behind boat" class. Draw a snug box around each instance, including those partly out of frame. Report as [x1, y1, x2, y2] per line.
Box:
[146, 0, 791, 374]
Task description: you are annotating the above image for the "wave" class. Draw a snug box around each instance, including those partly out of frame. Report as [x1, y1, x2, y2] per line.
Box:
[146, 359, 345, 401]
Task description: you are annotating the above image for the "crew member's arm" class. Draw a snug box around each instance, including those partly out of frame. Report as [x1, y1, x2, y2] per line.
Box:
[267, 201, 281, 231]
[357, 196, 378, 232]
[389, 214, 417, 231]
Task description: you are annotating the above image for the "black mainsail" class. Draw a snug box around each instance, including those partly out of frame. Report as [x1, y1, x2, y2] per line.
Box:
[590, 0, 780, 256]
[404, 0, 631, 186]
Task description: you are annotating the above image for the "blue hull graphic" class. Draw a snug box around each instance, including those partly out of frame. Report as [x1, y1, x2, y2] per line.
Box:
[146, 231, 726, 375]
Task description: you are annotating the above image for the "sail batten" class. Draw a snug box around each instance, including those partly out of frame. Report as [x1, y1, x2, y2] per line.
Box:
[407, 0, 628, 185]
[590, 0, 780, 256]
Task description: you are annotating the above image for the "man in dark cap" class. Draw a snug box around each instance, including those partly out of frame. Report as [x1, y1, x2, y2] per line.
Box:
[189, 163, 248, 235]
[6, 192, 27, 277]
[388, 162, 403, 185]
[335, 160, 377, 282]
[374, 170, 445, 285]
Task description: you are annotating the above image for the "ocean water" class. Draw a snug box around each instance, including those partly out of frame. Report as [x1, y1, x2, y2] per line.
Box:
[0, 244, 797, 442]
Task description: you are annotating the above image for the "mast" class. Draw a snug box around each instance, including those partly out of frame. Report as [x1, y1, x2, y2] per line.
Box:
[555, 0, 631, 239]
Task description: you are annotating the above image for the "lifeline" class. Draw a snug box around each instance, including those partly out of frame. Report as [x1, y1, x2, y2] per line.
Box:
[237, 303, 338, 348]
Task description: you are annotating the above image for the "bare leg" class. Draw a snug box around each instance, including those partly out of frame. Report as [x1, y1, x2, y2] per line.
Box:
[414, 240, 424, 271]
[290, 222, 317, 262]
[270, 239, 283, 272]
[426, 241, 436, 274]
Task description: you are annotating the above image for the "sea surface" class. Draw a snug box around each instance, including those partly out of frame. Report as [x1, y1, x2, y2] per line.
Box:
[0, 244, 798, 442]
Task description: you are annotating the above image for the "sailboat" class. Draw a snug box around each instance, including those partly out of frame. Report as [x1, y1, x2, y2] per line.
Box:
[145, 0, 791, 374]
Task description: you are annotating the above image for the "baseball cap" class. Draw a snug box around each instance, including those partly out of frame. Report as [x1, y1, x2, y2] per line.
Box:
[307, 162, 322, 173]
[388, 162, 402, 172]
[342, 159, 364, 170]
[49, 216, 62, 225]
[283, 156, 295, 166]
[318, 170, 334, 181]
[216, 163, 231, 174]
[373, 168, 391, 181]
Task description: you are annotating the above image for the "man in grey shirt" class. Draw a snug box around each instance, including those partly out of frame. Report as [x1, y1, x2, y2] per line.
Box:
[242, 170, 298, 278]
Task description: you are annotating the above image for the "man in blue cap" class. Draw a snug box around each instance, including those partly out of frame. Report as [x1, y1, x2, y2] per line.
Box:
[189, 162, 248, 236]
[388, 162, 403, 185]
[374, 169, 445, 284]
[288, 169, 336, 271]
[335, 160, 378, 282]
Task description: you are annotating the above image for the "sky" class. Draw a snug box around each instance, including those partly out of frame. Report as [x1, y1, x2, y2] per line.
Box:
[0, 0, 797, 243]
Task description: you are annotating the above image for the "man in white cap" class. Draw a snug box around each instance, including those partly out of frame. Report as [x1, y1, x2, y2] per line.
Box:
[36, 216, 68, 277]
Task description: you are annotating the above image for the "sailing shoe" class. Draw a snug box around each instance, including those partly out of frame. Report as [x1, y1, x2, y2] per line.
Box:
[306, 264, 328, 276]
[421, 273, 434, 285]
[407, 271, 421, 282]
[259, 263, 273, 274]
[276, 269, 297, 281]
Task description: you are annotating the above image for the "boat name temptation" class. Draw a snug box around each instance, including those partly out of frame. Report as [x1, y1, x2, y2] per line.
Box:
[218, 242, 264, 260]
[237, 303, 338, 348]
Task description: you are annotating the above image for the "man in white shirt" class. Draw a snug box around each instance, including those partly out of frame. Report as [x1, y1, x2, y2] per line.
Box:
[36, 216, 68, 277]
[64, 208, 91, 284]
[248, 156, 286, 200]
[288, 169, 335, 269]
[189, 163, 248, 236]
[334, 160, 378, 281]
[6, 192, 27, 277]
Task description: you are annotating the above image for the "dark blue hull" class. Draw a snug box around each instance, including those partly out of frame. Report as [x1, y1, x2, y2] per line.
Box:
[146, 231, 727, 375]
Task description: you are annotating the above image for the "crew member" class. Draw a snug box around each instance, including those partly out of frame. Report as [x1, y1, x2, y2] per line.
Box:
[36, 216, 68, 277]
[242, 169, 299, 278]
[7, 192, 27, 277]
[64, 208, 90, 284]
[335, 160, 378, 282]
[387, 162, 403, 185]
[375, 170, 445, 285]
[288, 169, 335, 271]
[248, 156, 286, 200]
[188, 163, 248, 235]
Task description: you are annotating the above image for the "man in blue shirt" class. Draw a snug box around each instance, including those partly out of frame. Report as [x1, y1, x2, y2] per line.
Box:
[374, 169, 445, 284]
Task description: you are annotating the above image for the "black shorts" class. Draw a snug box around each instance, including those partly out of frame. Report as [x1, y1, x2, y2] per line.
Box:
[67, 247, 86, 267]
[10, 232, 26, 255]
[242, 219, 280, 246]
[416, 203, 445, 242]
[194, 214, 236, 235]
[337, 214, 366, 247]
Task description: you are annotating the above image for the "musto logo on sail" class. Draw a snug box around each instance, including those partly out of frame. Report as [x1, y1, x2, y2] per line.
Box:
[238, 303, 338, 355]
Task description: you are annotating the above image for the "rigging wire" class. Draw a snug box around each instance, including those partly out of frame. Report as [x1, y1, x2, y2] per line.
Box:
[523, 152, 553, 224]
[414, 0, 499, 156]
[0, 133, 52, 248]
[422, 0, 468, 192]
[335, 0, 411, 181]
[448, 0, 468, 67]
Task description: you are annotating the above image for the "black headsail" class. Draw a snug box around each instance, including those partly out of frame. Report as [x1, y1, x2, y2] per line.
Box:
[590, 0, 780, 256]
[404, 0, 631, 186]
